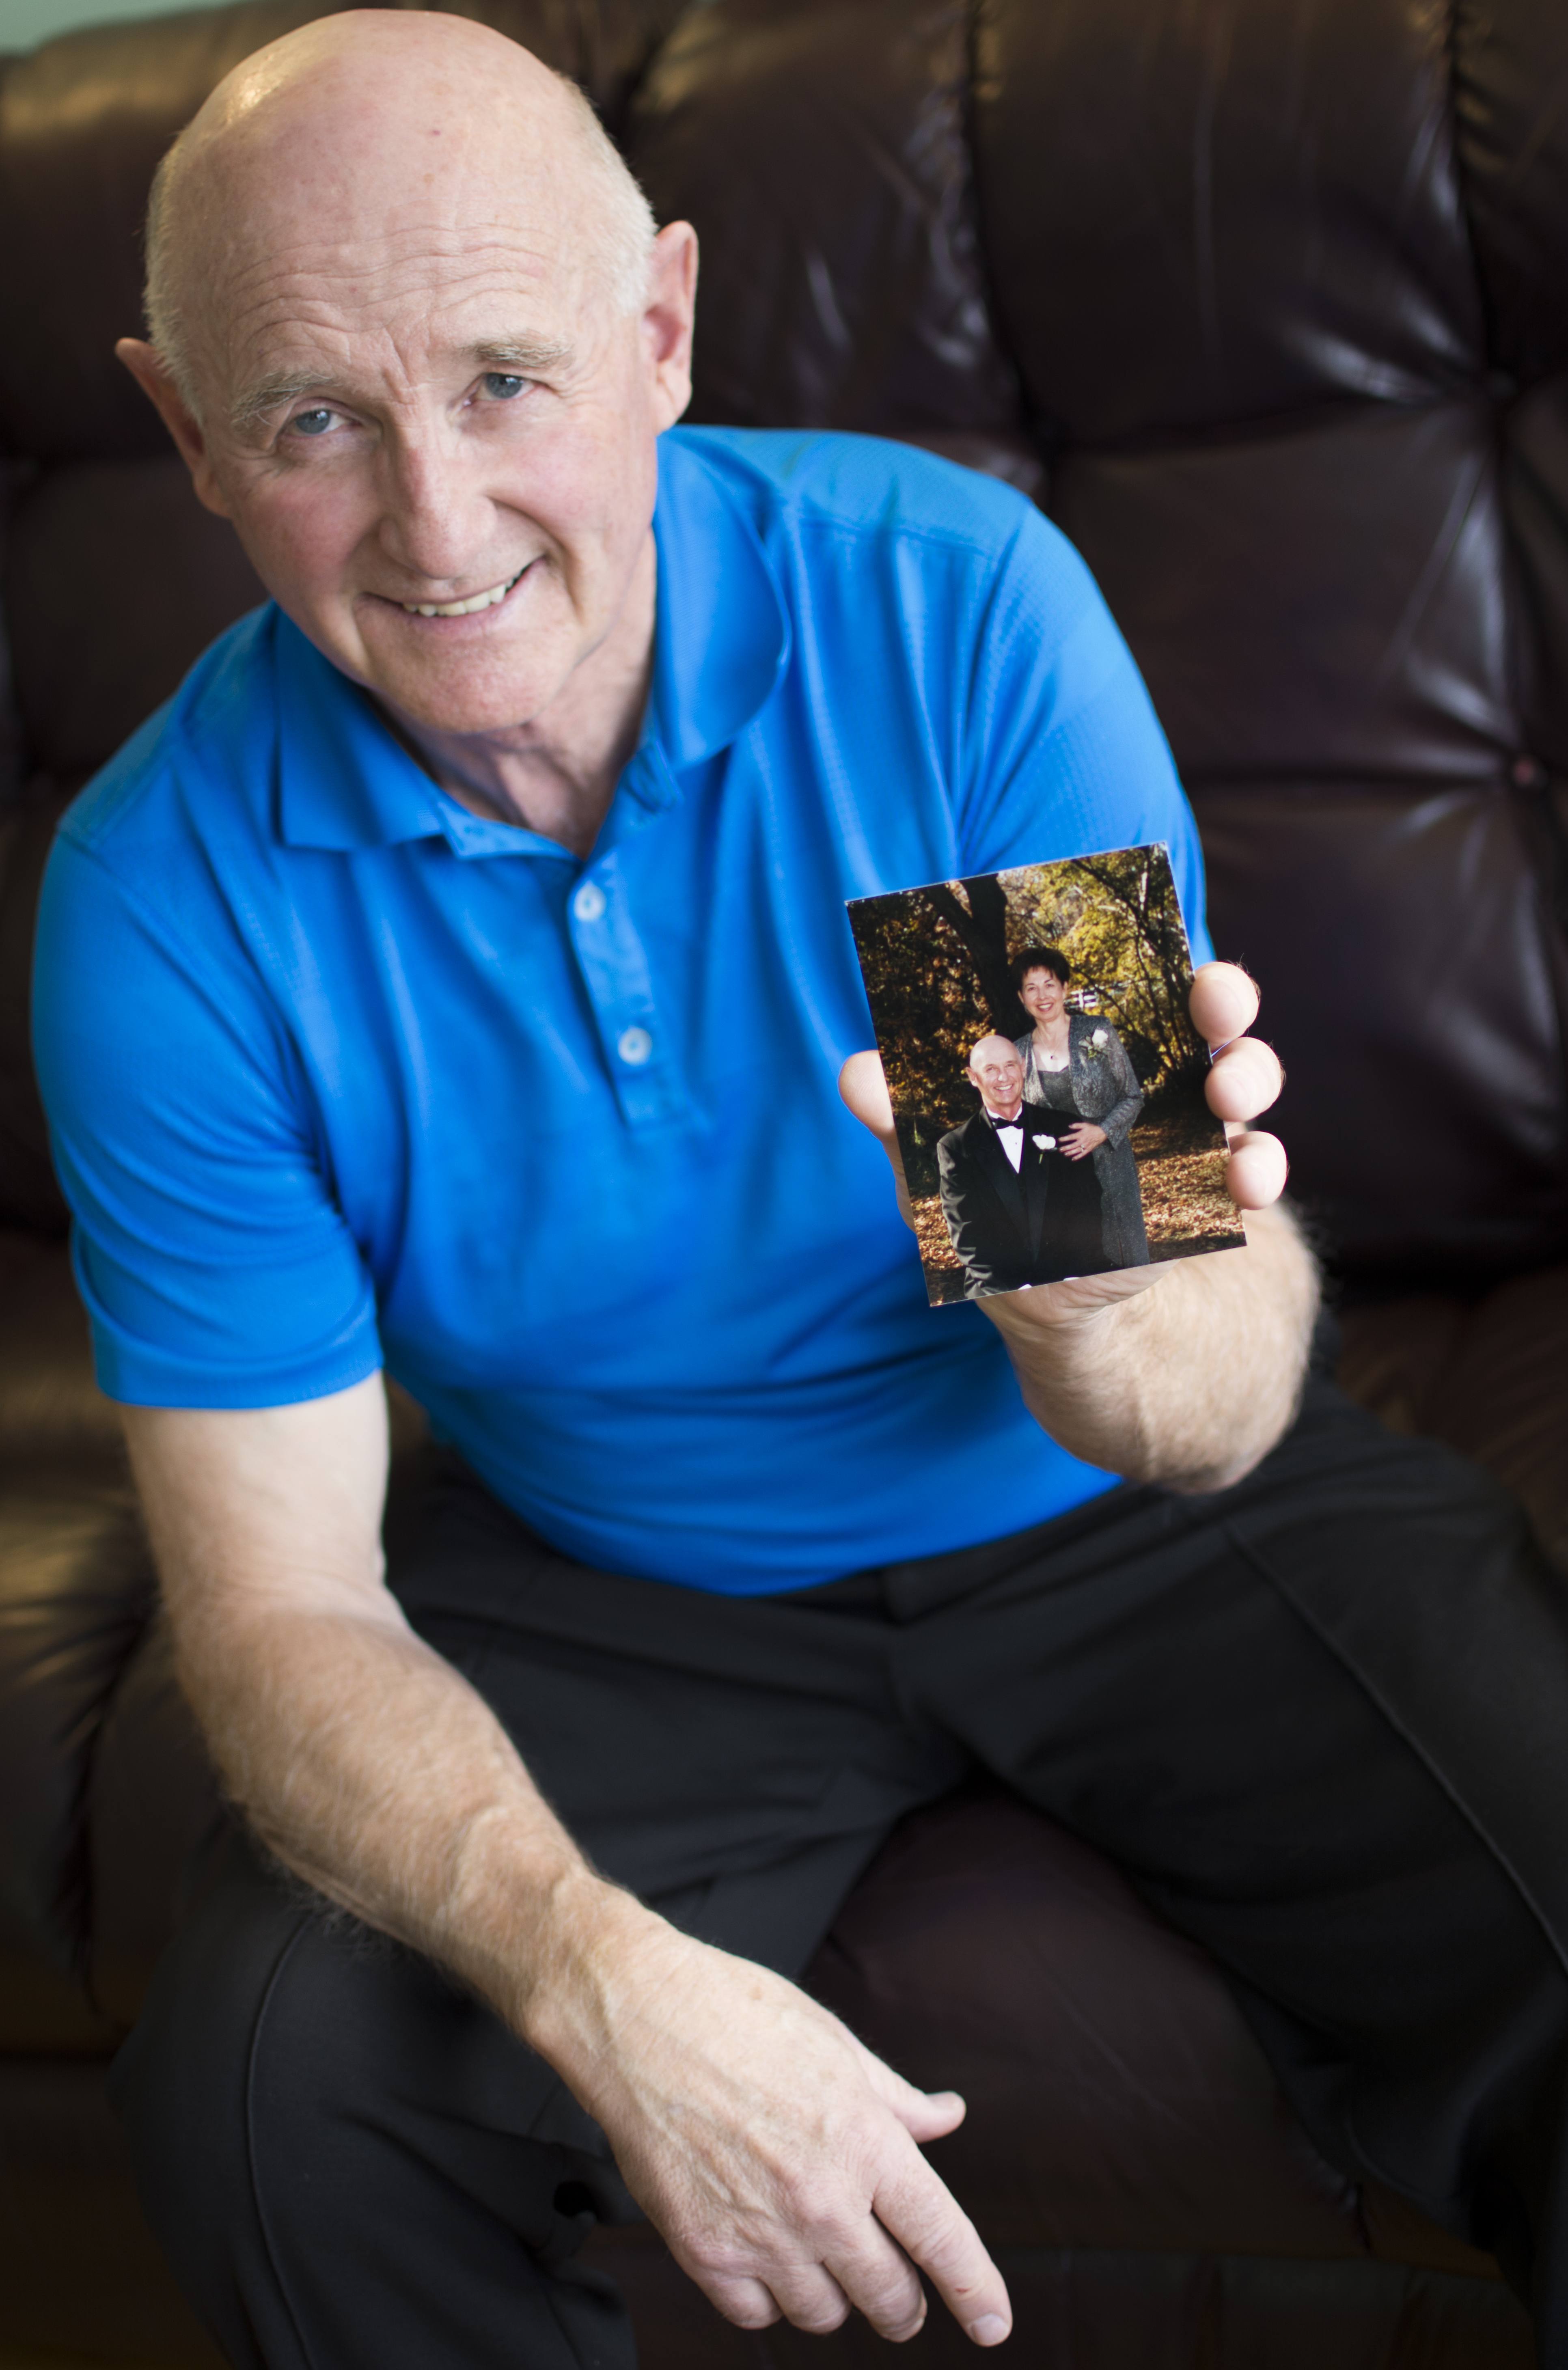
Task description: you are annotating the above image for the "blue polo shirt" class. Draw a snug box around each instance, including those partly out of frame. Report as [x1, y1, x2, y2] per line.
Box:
[33, 428, 1210, 1594]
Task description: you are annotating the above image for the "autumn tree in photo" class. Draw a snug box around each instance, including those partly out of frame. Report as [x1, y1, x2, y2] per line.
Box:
[848, 844, 1207, 1127]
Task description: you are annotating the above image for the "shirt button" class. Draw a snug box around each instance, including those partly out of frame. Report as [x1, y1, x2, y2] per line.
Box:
[617, 1026, 653, 1066]
[573, 879, 606, 923]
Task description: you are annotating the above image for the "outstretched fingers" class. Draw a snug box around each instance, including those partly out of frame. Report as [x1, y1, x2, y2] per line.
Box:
[1187, 962, 1288, 1214]
[697, 2182, 936, 2346]
[875, 2149, 1012, 2348]
[1210, 1042, 1288, 1210]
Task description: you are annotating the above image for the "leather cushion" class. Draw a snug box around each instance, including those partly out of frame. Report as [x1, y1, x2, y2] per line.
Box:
[972, 0, 1486, 445]
[1338, 1263, 1568, 1576]
[1196, 785, 1568, 1279]
[1453, 0, 1568, 387]
[0, 1232, 125, 1476]
[0, 1477, 154, 1984]
[0, 793, 72, 1234]
[5, 458, 263, 787]
[627, 0, 1026, 444]
[1050, 403, 1513, 787]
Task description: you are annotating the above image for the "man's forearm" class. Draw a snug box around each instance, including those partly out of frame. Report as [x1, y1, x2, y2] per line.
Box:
[122, 1388, 631, 2060]
[985, 1202, 1319, 1491]
[182, 1590, 617, 2032]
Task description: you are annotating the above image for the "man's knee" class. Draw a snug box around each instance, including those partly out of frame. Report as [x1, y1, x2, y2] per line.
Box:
[112, 1834, 628, 2367]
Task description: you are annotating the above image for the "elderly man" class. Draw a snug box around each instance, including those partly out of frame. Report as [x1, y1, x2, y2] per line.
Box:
[936, 1035, 1111, 1297]
[30, 11, 1568, 2368]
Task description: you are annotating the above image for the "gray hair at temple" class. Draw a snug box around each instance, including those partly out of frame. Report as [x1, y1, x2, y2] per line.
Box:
[141, 66, 659, 415]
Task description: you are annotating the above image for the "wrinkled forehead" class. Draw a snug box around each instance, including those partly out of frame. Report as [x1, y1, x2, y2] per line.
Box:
[217, 226, 578, 397]
[179, 77, 593, 391]
[970, 1038, 1021, 1070]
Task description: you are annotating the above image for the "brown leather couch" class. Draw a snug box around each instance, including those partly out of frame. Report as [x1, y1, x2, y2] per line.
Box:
[2, 1, 1566, 2363]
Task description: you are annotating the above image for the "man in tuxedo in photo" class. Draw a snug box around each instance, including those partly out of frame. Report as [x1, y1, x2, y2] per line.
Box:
[938, 1036, 1072, 1296]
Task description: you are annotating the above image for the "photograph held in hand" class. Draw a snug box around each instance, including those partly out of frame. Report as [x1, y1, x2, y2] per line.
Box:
[849, 843, 1242, 1305]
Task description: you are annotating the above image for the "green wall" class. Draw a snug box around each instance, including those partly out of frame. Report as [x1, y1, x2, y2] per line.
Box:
[0, 0, 219, 52]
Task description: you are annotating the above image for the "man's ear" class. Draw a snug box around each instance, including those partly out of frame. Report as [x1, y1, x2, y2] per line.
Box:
[114, 338, 233, 520]
[642, 221, 698, 433]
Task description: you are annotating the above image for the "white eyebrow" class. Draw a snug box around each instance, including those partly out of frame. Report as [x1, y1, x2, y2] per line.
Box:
[227, 334, 576, 439]
[473, 335, 575, 373]
[229, 371, 338, 438]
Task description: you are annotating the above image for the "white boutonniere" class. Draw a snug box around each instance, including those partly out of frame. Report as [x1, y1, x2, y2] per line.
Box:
[1031, 1132, 1056, 1150]
[1091, 1026, 1108, 1047]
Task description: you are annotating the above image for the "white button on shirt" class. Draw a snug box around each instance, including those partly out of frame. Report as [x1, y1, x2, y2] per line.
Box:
[573, 880, 606, 924]
[617, 1026, 653, 1066]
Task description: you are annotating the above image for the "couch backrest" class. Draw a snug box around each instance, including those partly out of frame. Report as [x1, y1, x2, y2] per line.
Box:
[1, 0, 1565, 1280]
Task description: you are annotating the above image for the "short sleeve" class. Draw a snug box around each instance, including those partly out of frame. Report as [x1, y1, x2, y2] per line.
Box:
[955, 509, 1214, 966]
[32, 830, 381, 1408]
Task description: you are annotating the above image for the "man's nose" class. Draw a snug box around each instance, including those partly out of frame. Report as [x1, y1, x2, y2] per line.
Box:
[375, 425, 496, 586]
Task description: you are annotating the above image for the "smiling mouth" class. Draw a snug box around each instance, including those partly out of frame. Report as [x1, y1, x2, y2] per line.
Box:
[399, 563, 529, 619]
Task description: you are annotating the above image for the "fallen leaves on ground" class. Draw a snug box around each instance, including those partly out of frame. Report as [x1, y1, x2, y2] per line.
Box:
[909, 1112, 1241, 1302]
[912, 1196, 968, 1303]
[1135, 1116, 1245, 1257]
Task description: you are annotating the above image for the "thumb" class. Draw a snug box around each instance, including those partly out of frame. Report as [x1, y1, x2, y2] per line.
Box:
[838, 1052, 914, 1228]
[852, 2036, 968, 2139]
[899, 2087, 968, 2143]
[838, 1049, 896, 1142]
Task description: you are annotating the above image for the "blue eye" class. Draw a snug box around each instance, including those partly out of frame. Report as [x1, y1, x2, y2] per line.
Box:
[483, 372, 526, 399]
[292, 408, 336, 437]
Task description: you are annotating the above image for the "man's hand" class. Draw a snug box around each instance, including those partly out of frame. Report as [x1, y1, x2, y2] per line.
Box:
[839, 961, 1317, 1490]
[533, 1898, 1012, 2346]
[1191, 960, 1288, 1214]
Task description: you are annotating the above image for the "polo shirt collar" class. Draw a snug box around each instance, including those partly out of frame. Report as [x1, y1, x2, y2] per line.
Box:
[276, 616, 444, 852]
[647, 430, 790, 770]
[276, 429, 790, 854]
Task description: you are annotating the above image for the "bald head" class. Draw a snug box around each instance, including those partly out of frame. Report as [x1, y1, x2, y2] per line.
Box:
[145, 11, 655, 414]
[966, 1035, 1026, 1117]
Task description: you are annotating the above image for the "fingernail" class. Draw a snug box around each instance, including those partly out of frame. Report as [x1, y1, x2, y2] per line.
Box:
[968, 2314, 1010, 2345]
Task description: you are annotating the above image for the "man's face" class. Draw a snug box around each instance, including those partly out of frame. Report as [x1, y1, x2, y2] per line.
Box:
[968, 1042, 1026, 1115]
[124, 47, 695, 740]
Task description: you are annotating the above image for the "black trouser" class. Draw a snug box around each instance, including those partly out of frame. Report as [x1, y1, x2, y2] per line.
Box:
[112, 1378, 1568, 2368]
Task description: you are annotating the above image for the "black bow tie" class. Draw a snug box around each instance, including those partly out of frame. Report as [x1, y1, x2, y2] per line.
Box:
[989, 1111, 1024, 1132]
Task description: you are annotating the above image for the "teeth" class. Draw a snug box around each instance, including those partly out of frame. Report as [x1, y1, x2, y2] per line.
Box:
[402, 567, 522, 618]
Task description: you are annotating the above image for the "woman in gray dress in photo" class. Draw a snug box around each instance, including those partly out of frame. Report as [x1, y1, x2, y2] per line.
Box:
[1012, 945, 1150, 1272]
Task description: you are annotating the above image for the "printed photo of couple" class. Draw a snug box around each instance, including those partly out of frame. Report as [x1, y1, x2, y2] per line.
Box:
[848, 844, 1245, 1307]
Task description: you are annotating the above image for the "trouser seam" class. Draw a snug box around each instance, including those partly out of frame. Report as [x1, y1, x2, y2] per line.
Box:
[245, 1907, 326, 2370]
[1227, 1514, 1568, 1988]
[1223, 1514, 1567, 2242]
